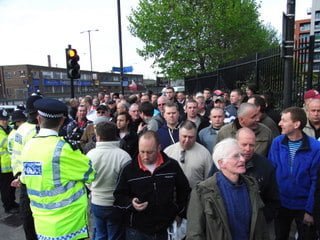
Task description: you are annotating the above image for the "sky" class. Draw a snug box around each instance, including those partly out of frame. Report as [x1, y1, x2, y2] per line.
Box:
[0, 0, 312, 80]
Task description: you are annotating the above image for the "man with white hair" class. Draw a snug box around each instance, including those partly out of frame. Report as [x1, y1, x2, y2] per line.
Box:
[187, 138, 268, 239]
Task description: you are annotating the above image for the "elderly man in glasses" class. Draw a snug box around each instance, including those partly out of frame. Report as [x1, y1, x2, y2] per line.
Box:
[187, 138, 269, 240]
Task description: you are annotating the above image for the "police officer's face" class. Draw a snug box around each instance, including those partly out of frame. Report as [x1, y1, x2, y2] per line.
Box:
[139, 137, 160, 165]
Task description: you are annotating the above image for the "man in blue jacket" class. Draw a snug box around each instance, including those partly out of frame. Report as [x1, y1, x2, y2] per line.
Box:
[268, 106, 320, 239]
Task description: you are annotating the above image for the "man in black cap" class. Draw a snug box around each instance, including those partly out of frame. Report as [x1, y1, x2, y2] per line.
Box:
[11, 94, 42, 240]
[19, 98, 95, 240]
[0, 109, 19, 214]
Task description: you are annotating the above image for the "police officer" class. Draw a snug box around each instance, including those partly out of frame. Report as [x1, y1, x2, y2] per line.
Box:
[20, 98, 96, 240]
[11, 94, 42, 240]
[0, 109, 19, 214]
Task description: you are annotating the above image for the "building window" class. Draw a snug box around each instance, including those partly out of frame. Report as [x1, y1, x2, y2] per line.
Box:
[314, 53, 320, 60]
[315, 32, 320, 40]
[300, 23, 310, 31]
[316, 11, 320, 20]
[300, 33, 309, 41]
[43, 71, 53, 79]
[314, 63, 320, 71]
[4, 71, 12, 79]
[315, 21, 320, 30]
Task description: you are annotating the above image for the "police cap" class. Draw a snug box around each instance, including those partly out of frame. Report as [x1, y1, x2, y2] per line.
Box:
[0, 109, 9, 120]
[34, 98, 68, 119]
[25, 95, 43, 114]
[11, 110, 27, 123]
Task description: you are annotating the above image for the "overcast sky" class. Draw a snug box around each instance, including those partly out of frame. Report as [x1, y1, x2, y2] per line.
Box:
[0, 0, 312, 79]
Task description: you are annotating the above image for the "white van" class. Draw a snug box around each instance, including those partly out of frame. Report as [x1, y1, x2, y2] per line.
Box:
[0, 105, 17, 114]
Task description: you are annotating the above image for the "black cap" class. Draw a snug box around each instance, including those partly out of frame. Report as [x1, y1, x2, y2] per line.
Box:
[11, 110, 27, 123]
[0, 109, 9, 120]
[34, 98, 68, 119]
[25, 95, 43, 114]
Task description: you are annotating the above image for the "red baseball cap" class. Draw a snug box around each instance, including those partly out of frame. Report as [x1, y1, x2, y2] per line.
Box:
[304, 89, 319, 100]
[213, 89, 224, 96]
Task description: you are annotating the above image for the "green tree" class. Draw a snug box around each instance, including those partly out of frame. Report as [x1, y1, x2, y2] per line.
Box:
[129, 0, 279, 80]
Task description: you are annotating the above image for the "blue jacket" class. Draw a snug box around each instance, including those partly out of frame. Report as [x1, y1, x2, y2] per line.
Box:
[268, 134, 320, 214]
[157, 124, 179, 151]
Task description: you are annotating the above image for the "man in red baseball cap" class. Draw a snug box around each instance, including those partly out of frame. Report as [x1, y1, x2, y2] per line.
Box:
[304, 89, 319, 109]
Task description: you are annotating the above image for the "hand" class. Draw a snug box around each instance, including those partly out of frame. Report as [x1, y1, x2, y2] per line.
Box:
[11, 178, 21, 188]
[132, 197, 148, 211]
[137, 123, 146, 133]
[303, 212, 314, 226]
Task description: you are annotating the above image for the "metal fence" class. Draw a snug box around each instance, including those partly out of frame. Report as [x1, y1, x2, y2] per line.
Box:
[185, 37, 320, 110]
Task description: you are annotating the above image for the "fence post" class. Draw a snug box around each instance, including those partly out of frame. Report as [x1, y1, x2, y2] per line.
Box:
[282, 0, 296, 108]
[306, 35, 315, 90]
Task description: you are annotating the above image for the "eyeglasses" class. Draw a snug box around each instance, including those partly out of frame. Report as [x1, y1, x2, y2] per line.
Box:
[158, 103, 166, 106]
[97, 111, 106, 114]
[223, 153, 245, 160]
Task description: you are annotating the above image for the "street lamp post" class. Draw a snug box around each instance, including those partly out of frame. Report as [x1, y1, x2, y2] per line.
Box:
[117, 0, 124, 95]
[80, 29, 99, 81]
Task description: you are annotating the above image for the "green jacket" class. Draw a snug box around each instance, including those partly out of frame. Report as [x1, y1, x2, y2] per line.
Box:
[187, 174, 269, 240]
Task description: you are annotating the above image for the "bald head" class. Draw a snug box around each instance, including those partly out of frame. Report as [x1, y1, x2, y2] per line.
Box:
[236, 127, 256, 161]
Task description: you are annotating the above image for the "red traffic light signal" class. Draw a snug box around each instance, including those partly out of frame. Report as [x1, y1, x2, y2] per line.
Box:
[66, 48, 80, 79]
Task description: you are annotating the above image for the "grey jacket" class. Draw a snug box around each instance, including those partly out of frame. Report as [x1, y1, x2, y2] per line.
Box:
[187, 174, 269, 240]
[217, 119, 272, 156]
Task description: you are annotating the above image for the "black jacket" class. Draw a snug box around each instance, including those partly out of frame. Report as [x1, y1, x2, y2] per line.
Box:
[113, 152, 191, 234]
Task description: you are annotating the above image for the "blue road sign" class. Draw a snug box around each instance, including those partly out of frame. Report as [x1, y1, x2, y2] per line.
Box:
[112, 66, 133, 73]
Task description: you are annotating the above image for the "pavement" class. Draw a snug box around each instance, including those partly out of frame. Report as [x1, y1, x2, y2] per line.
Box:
[0, 189, 24, 240]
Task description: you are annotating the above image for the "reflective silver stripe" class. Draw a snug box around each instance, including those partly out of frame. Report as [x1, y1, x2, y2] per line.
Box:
[30, 187, 86, 210]
[27, 181, 77, 197]
[83, 159, 94, 181]
[52, 140, 65, 187]
[0, 150, 8, 155]
[1, 166, 12, 172]
[37, 225, 88, 240]
[0, 137, 7, 148]
[12, 149, 21, 155]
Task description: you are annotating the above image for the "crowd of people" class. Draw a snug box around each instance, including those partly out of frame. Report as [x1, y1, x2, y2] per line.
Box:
[1, 85, 320, 239]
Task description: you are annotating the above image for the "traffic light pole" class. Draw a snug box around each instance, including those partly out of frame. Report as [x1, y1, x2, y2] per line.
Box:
[71, 77, 75, 98]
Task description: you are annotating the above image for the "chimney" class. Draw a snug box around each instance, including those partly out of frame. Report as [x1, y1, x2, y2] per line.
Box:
[47, 55, 51, 67]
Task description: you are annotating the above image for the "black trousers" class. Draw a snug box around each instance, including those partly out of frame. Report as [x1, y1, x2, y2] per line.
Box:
[20, 183, 37, 240]
[275, 207, 317, 240]
[0, 172, 16, 211]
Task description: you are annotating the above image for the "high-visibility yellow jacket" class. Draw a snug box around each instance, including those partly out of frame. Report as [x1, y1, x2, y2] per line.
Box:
[11, 122, 37, 176]
[7, 128, 16, 155]
[0, 127, 12, 173]
[20, 135, 96, 240]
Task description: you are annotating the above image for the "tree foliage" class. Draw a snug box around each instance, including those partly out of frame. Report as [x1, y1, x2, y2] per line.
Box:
[129, 0, 279, 80]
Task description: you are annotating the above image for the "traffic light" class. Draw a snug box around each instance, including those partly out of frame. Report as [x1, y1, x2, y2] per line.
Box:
[66, 48, 80, 79]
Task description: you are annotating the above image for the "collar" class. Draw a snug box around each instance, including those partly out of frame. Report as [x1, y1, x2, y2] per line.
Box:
[138, 152, 164, 172]
[38, 128, 59, 137]
[281, 132, 310, 150]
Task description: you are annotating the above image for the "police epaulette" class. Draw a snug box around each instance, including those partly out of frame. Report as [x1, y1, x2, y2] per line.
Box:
[63, 136, 79, 151]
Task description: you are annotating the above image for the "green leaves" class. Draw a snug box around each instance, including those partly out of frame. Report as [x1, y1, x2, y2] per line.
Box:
[129, 0, 279, 80]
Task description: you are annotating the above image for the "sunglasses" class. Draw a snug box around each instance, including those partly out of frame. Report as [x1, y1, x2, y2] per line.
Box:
[97, 111, 106, 114]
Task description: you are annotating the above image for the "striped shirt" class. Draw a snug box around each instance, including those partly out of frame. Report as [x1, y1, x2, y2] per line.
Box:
[288, 139, 302, 173]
